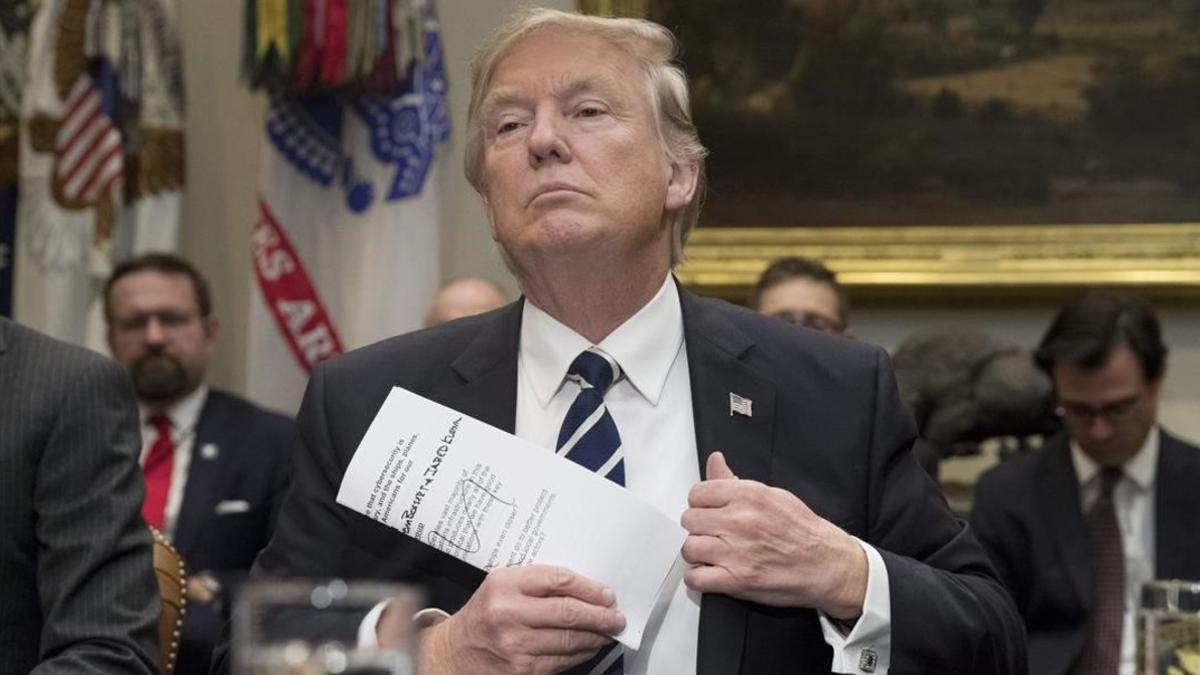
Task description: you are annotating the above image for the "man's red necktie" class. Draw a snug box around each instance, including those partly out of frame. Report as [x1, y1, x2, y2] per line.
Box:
[141, 414, 174, 531]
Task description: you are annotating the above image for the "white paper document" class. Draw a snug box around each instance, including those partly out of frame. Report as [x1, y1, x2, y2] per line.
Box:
[336, 387, 688, 649]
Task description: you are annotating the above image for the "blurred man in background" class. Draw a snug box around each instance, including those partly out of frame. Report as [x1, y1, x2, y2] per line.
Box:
[104, 253, 295, 675]
[424, 276, 507, 327]
[749, 256, 853, 337]
[971, 290, 1200, 675]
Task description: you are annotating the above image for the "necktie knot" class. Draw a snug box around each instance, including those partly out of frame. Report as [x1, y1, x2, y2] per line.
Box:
[1098, 466, 1122, 498]
[149, 414, 172, 438]
[568, 348, 620, 395]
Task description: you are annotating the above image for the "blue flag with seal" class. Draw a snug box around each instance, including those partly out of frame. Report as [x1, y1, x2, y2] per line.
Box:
[246, 4, 450, 414]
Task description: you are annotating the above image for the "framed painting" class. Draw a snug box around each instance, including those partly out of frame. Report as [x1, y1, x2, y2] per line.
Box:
[580, 0, 1200, 302]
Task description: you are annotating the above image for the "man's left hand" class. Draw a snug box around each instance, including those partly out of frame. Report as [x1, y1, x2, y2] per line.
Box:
[681, 452, 868, 620]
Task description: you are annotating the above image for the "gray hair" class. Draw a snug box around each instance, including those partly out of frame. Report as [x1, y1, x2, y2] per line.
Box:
[464, 8, 707, 265]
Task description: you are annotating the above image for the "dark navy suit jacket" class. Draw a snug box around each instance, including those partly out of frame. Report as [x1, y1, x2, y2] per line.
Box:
[216, 285, 1025, 674]
[971, 429, 1200, 675]
[175, 390, 294, 675]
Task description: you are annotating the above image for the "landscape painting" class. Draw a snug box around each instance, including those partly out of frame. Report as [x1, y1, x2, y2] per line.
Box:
[646, 0, 1200, 229]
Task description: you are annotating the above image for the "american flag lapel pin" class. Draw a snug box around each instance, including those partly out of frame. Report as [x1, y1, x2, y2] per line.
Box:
[729, 392, 753, 417]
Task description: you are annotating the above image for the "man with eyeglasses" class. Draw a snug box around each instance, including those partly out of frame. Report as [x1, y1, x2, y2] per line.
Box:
[749, 256, 855, 337]
[103, 253, 295, 675]
[970, 290, 1200, 675]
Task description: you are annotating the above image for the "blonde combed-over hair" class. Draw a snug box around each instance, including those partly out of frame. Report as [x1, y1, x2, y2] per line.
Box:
[464, 8, 708, 266]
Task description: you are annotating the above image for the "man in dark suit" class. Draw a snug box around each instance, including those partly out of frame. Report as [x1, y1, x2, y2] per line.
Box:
[971, 291, 1200, 675]
[0, 317, 159, 673]
[103, 253, 295, 675]
[222, 9, 1024, 675]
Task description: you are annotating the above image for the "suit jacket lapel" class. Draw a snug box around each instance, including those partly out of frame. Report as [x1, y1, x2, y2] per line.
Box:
[173, 391, 224, 557]
[1155, 429, 1200, 578]
[679, 287, 775, 675]
[431, 300, 524, 434]
[1038, 434, 1090, 609]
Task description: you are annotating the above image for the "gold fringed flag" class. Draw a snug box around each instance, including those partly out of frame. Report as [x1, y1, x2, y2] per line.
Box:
[16, 0, 185, 347]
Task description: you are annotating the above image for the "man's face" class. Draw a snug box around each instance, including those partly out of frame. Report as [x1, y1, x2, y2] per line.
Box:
[757, 278, 848, 335]
[424, 279, 507, 327]
[1053, 343, 1161, 467]
[106, 271, 217, 406]
[479, 29, 696, 273]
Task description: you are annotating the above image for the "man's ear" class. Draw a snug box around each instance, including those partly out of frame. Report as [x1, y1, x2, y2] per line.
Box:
[665, 160, 699, 212]
[483, 195, 500, 242]
[1149, 360, 1167, 397]
[199, 314, 220, 361]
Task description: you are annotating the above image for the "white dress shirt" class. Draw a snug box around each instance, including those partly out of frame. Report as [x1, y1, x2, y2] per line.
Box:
[1070, 430, 1158, 675]
[516, 275, 891, 674]
[138, 385, 208, 541]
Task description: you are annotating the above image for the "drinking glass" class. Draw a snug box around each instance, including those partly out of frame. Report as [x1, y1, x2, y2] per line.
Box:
[233, 579, 422, 675]
[1137, 579, 1200, 675]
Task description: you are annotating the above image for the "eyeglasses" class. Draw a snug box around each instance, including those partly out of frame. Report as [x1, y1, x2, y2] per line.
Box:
[111, 309, 200, 334]
[768, 310, 845, 334]
[1055, 393, 1145, 425]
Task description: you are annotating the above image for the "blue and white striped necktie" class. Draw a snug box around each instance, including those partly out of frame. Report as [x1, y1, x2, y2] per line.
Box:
[557, 348, 624, 486]
[557, 347, 625, 675]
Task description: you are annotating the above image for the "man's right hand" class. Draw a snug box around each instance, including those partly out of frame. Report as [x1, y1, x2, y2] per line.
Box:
[412, 565, 625, 675]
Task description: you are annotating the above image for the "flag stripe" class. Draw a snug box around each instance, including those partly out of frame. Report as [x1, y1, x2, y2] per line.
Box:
[54, 73, 124, 204]
[63, 131, 121, 195]
[57, 96, 101, 150]
[58, 106, 106, 172]
[78, 147, 125, 200]
[60, 77, 95, 123]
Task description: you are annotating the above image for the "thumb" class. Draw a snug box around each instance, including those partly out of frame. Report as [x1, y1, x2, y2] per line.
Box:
[706, 451, 738, 480]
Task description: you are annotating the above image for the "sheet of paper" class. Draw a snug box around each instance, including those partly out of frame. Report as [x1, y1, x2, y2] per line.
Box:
[336, 386, 687, 649]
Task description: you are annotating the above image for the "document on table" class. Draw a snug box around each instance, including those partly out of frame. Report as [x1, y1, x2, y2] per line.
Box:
[335, 386, 687, 649]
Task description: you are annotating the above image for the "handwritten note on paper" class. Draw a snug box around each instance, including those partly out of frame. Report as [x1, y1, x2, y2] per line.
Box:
[336, 387, 687, 648]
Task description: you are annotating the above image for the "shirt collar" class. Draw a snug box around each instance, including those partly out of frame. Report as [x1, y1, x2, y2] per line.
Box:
[1070, 427, 1159, 491]
[519, 274, 684, 408]
[140, 385, 209, 433]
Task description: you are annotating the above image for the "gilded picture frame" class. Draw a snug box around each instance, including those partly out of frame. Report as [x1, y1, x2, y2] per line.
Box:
[580, 0, 1200, 303]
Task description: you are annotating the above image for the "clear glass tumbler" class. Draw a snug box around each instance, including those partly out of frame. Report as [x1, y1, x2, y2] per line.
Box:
[232, 579, 422, 675]
[1137, 579, 1200, 675]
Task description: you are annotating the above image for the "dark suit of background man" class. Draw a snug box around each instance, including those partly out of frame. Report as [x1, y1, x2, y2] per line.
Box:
[226, 8, 1025, 675]
[971, 290, 1200, 675]
[103, 253, 295, 675]
[0, 317, 159, 674]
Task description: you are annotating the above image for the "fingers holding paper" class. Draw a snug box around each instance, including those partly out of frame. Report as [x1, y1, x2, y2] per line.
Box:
[419, 564, 625, 675]
[681, 452, 868, 620]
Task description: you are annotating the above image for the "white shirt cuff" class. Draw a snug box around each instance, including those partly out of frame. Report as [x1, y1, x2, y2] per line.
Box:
[818, 538, 891, 674]
[358, 601, 452, 649]
[357, 600, 390, 648]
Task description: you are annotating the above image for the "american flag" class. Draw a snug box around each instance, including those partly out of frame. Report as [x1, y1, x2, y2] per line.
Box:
[730, 392, 754, 417]
[54, 70, 123, 203]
